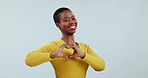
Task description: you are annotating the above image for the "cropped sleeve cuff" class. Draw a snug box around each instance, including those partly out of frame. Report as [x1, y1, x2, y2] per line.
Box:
[81, 52, 90, 62]
[45, 53, 53, 61]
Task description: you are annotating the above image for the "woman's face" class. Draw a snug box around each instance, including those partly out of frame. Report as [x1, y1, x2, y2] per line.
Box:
[57, 10, 78, 35]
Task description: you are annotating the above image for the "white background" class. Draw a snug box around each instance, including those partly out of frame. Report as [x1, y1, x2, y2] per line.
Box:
[0, 0, 148, 78]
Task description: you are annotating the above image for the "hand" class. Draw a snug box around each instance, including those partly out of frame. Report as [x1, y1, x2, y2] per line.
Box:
[69, 45, 85, 59]
[50, 44, 70, 60]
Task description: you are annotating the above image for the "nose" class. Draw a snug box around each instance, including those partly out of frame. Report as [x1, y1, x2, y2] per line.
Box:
[69, 19, 75, 25]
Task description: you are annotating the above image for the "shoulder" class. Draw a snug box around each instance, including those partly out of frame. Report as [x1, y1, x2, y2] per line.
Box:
[77, 42, 90, 48]
[77, 42, 95, 54]
[40, 39, 63, 51]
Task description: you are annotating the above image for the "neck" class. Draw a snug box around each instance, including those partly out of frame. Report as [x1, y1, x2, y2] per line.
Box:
[61, 34, 76, 46]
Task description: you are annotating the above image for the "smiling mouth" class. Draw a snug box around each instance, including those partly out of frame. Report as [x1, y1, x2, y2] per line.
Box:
[69, 26, 76, 29]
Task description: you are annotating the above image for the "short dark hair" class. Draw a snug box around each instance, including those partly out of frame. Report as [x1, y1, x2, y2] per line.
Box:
[53, 7, 71, 24]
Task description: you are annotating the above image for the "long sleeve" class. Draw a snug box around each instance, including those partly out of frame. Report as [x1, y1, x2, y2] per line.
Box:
[25, 45, 53, 67]
[81, 45, 105, 71]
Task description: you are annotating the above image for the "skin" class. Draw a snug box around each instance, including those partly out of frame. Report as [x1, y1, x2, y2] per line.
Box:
[50, 10, 85, 59]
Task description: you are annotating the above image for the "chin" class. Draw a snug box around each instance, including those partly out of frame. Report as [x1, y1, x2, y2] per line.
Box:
[68, 32, 76, 35]
[72, 31, 76, 34]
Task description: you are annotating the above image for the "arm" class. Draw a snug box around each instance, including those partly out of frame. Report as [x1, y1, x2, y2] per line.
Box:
[69, 44, 105, 71]
[25, 45, 53, 67]
[25, 44, 69, 67]
[82, 45, 105, 71]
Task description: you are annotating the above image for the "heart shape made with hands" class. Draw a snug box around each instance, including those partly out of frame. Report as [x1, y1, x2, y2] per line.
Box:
[50, 44, 85, 60]
[63, 44, 85, 60]
[62, 46, 74, 56]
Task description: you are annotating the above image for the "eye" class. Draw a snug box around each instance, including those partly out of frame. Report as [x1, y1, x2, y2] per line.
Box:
[64, 19, 68, 22]
[63, 18, 69, 22]
[72, 17, 76, 20]
[71, 16, 76, 20]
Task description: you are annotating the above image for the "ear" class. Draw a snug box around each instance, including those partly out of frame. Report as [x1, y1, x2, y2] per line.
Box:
[56, 23, 60, 28]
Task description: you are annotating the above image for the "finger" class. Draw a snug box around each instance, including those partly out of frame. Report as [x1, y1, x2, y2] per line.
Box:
[65, 45, 71, 49]
[57, 44, 66, 52]
[69, 55, 74, 59]
[71, 45, 78, 50]
[65, 56, 69, 60]
[63, 55, 69, 60]
[59, 44, 66, 48]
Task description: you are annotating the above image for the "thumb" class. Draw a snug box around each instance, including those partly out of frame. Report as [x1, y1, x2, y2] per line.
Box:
[63, 55, 69, 60]
[57, 44, 66, 53]
[69, 55, 74, 59]
[71, 45, 78, 50]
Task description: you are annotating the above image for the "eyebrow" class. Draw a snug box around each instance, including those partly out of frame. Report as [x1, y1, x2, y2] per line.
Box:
[63, 15, 75, 19]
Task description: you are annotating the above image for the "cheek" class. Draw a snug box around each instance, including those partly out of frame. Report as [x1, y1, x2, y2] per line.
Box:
[62, 22, 69, 27]
[74, 20, 78, 25]
[59, 22, 68, 29]
[76, 21, 78, 25]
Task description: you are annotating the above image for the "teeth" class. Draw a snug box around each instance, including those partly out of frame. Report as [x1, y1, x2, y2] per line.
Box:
[70, 26, 75, 28]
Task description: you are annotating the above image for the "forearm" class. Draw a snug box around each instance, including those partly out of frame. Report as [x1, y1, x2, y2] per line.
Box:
[25, 52, 52, 67]
[82, 53, 105, 71]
